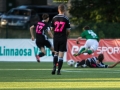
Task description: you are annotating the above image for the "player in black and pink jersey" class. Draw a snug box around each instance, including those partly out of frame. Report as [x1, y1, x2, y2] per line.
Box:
[51, 4, 71, 75]
[30, 13, 54, 62]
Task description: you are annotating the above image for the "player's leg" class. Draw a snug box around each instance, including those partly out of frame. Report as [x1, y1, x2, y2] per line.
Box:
[73, 46, 86, 56]
[81, 40, 92, 54]
[57, 51, 64, 75]
[73, 40, 93, 56]
[36, 41, 45, 62]
[49, 46, 58, 70]
[44, 40, 58, 75]
[73, 45, 89, 56]
[78, 46, 87, 55]
[84, 39, 99, 54]
[39, 47, 46, 56]
[51, 52, 58, 75]
[77, 39, 95, 55]
[45, 39, 55, 57]
[57, 40, 67, 75]
[49, 47, 59, 67]
[51, 39, 58, 75]
[49, 47, 55, 57]
[35, 47, 45, 62]
[74, 60, 86, 67]
[80, 48, 93, 55]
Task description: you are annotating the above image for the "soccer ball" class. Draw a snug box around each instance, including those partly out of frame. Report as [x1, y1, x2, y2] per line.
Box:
[81, 64, 87, 68]
[67, 59, 75, 66]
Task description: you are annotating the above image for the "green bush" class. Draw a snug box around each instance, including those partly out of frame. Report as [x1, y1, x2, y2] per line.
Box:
[70, 22, 120, 39]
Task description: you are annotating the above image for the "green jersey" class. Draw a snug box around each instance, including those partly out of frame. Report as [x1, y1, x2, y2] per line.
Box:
[81, 30, 99, 42]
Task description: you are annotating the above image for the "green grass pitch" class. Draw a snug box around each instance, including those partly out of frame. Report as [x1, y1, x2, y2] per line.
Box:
[0, 62, 120, 90]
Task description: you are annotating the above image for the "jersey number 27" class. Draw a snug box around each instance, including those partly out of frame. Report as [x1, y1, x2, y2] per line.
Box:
[54, 21, 65, 32]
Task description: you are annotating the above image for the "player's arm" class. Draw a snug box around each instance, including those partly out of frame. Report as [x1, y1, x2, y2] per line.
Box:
[73, 37, 82, 56]
[76, 37, 82, 44]
[47, 27, 53, 39]
[50, 27, 54, 31]
[66, 29, 70, 38]
[66, 19, 71, 38]
[30, 25, 35, 41]
[76, 31, 85, 44]
[108, 61, 120, 68]
[50, 19, 54, 31]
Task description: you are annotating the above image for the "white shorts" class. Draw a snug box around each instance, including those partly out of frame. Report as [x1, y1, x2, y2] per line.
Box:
[84, 39, 99, 51]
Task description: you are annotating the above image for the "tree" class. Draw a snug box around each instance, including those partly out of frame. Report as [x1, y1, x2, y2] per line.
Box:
[69, 0, 120, 38]
[69, 0, 120, 23]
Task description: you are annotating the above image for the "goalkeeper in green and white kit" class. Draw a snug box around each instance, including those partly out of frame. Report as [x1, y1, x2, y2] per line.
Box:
[73, 26, 99, 56]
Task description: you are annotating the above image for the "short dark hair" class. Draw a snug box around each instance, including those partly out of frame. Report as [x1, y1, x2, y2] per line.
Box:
[58, 4, 66, 12]
[98, 53, 104, 62]
[42, 13, 49, 20]
[84, 26, 90, 30]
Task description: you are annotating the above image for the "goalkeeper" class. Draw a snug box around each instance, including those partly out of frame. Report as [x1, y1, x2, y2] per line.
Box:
[73, 26, 99, 56]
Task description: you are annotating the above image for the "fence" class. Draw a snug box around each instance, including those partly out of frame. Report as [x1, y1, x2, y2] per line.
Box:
[0, 25, 32, 38]
[0, 22, 120, 39]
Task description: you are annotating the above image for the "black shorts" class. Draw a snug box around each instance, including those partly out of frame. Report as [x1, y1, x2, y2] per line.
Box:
[54, 38, 67, 52]
[36, 39, 52, 49]
[86, 60, 91, 67]
[86, 59, 97, 68]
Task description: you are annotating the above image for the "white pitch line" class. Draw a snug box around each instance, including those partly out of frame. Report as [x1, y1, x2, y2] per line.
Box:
[0, 68, 120, 73]
[0, 69, 51, 70]
[62, 69, 120, 73]
[0, 68, 120, 71]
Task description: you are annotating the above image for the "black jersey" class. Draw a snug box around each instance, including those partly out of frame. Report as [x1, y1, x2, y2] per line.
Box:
[86, 57, 108, 68]
[35, 21, 50, 41]
[51, 14, 71, 39]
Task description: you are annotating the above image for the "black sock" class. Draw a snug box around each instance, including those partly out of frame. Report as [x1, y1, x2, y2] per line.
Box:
[52, 56, 58, 71]
[38, 52, 45, 57]
[53, 56, 58, 64]
[58, 58, 63, 73]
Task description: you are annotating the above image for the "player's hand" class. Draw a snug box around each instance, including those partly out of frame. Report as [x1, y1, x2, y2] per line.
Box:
[31, 36, 35, 41]
[73, 53, 78, 57]
[76, 41, 80, 44]
[117, 61, 120, 64]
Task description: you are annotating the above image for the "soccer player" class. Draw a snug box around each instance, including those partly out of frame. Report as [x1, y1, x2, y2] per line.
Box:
[30, 13, 54, 62]
[74, 53, 120, 68]
[73, 26, 99, 56]
[51, 4, 71, 75]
